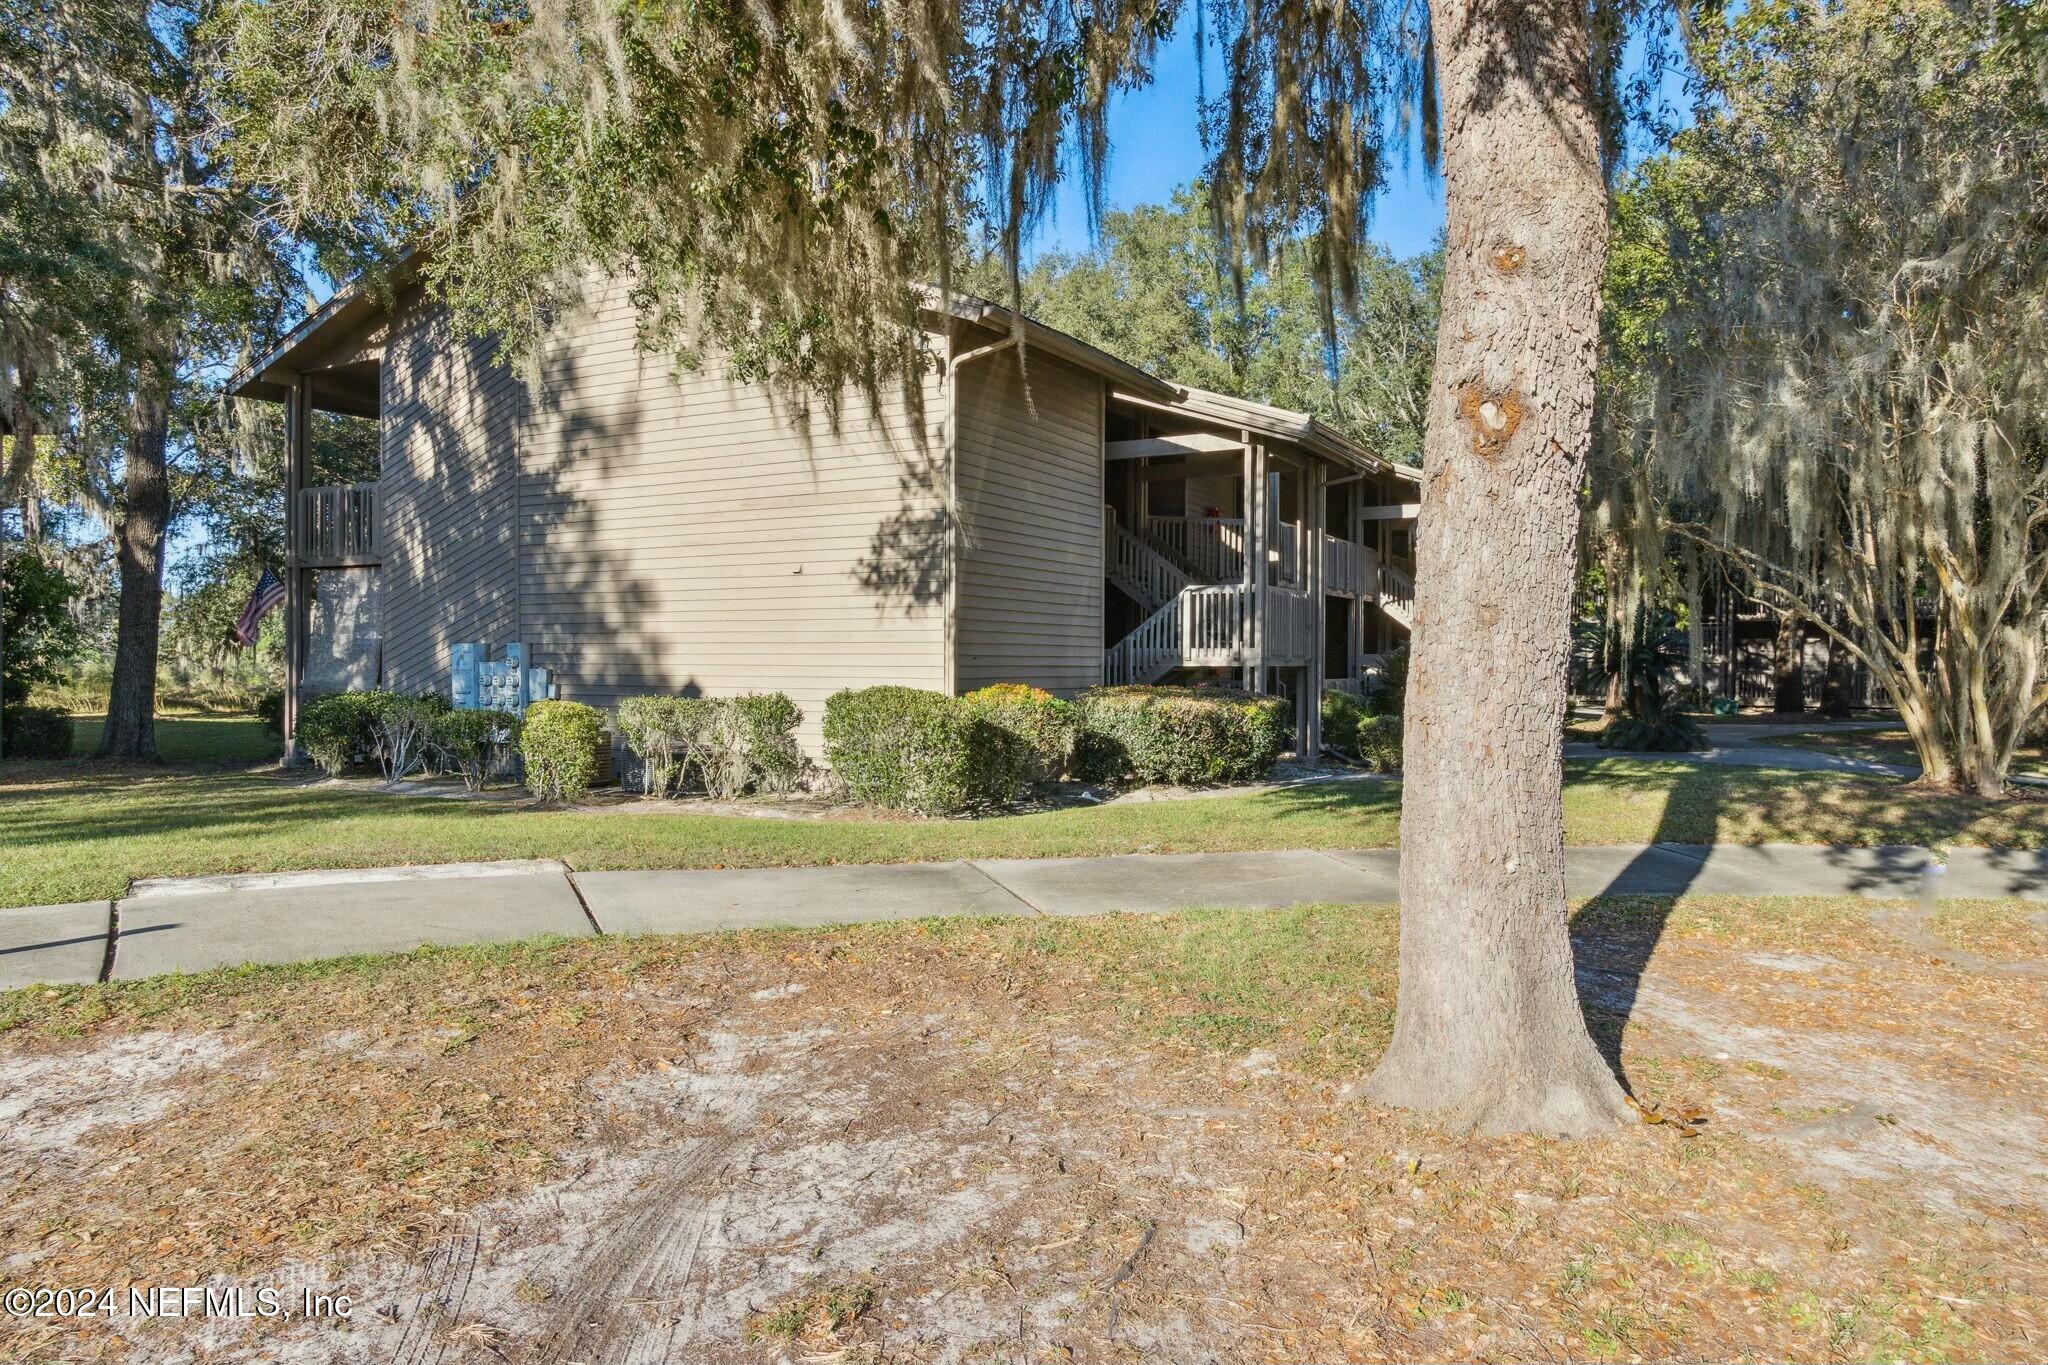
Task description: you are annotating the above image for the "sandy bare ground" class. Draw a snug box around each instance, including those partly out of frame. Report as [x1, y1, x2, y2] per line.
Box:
[0, 895, 2042, 1363]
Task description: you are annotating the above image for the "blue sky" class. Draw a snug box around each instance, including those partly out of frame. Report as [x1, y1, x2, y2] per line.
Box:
[1032, 17, 1447, 264]
[1030, 11, 1693, 265]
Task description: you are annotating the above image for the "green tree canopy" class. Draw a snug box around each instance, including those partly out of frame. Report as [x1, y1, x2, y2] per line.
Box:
[1637, 0, 2048, 792]
[969, 188, 1440, 462]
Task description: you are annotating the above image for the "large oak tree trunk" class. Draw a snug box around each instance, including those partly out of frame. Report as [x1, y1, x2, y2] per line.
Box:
[1771, 611, 1805, 714]
[1366, 0, 1629, 1136]
[1601, 541, 1626, 721]
[99, 387, 171, 761]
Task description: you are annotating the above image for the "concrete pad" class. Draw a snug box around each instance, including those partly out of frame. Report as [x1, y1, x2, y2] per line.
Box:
[577, 861, 1032, 936]
[1939, 847, 2048, 901]
[0, 902, 110, 989]
[113, 864, 590, 979]
[977, 850, 1388, 917]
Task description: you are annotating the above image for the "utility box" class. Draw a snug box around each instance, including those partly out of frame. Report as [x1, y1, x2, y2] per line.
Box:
[452, 640, 552, 715]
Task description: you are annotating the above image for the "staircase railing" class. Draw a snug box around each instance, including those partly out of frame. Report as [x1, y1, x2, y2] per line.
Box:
[1180, 585, 1255, 667]
[1104, 594, 1182, 685]
[1106, 584, 1266, 684]
[1143, 515, 1245, 583]
[1107, 511, 1189, 611]
[1379, 560, 1415, 625]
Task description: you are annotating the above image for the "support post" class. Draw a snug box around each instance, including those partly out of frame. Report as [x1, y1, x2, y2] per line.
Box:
[1239, 434, 1255, 689]
[1246, 434, 1266, 694]
[1349, 480, 1365, 682]
[282, 377, 309, 759]
[1306, 461, 1326, 757]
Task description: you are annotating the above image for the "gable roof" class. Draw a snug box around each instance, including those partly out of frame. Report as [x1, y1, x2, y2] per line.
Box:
[227, 261, 1177, 405]
[226, 261, 1413, 482]
[229, 252, 424, 406]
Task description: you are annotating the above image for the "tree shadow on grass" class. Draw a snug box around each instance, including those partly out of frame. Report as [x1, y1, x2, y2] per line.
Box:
[1556, 754, 2032, 1096]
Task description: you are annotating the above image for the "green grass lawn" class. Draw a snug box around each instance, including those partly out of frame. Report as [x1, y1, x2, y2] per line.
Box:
[5, 726, 2045, 906]
[1759, 726, 2048, 777]
[64, 713, 278, 765]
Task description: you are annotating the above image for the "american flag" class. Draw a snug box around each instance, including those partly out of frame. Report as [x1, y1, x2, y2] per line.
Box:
[233, 568, 286, 647]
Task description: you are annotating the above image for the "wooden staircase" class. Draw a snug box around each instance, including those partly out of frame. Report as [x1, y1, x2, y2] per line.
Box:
[1106, 513, 1190, 614]
[1103, 508, 1393, 684]
[1377, 560, 1414, 629]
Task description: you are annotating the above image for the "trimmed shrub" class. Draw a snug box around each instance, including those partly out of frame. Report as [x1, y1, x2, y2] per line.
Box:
[964, 684, 1080, 783]
[728, 692, 805, 796]
[2, 705, 74, 759]
[618, 692, 804, 799]
[1321, 689, 1370, 758]
[823, 685, 1027, 815]
[255, 689, 285, 738]
[370, 692, 450, 779]
[520, 700, 606, 801]
[1074, 686, 1290, 787]
[617, 695, 704, 797]
[1356, 713, 1404, 772]
[430, 708, 522, 791]
[295, 692, 383, 775]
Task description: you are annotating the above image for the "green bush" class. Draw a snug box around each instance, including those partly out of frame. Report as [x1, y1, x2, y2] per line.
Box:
[295, 692, 383, 775]
[2, 705, 74, 759]
[1365, 643, 1410, 716]
[1356, 713, 1404, 772]
[519, 700, 606, 801]
[823, 685, 1026, 815]
[1321, 689, 1370, 758]
[728, 692, 805, 796]
[617, 695, 703, 797]
[1074, 686, 1291, 787]
[430, 708, 522, 791]
[369, 692, 450, 779]
[2, 546, 84, 709]
[964, 684, 1080, 783]
[255, 689, 285, 738]
[1599, 713, 1707, 753]
[617, 692, 803, 799]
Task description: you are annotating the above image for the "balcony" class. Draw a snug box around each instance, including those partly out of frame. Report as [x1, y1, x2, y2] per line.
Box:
[297, 483, 381, 564]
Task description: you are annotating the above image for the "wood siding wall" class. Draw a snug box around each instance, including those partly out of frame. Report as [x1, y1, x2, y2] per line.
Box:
[374, 281, 1123, 758]
[378, 295, 523, 694]
[954, 350, 1105, 694]
[510, 283, 950, 754]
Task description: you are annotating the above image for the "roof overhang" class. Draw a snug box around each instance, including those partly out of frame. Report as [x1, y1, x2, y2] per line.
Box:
[1111, 382, 1422, 482]
[932, 292, 1180, 403]
[226, 251, 422, 407]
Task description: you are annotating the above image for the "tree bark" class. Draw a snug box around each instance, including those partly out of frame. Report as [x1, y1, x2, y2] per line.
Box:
[1771, 611, 1804, 714]
[1682, 543, 1705, 706]
[1819, 625, 1855, 719]
[1366, 0, 1629, 1136]
[0, 388, 34, 760]
[1601, 540, 1626, 721]
[99, 386, 172, 761]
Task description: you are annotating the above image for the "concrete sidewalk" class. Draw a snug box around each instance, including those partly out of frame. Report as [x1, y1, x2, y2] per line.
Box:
[3, 844, 2043, 990]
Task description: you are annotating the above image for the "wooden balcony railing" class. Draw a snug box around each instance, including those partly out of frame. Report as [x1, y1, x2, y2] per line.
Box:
[298, 483, 380, 562]
[1321, 533, 1371, 596]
